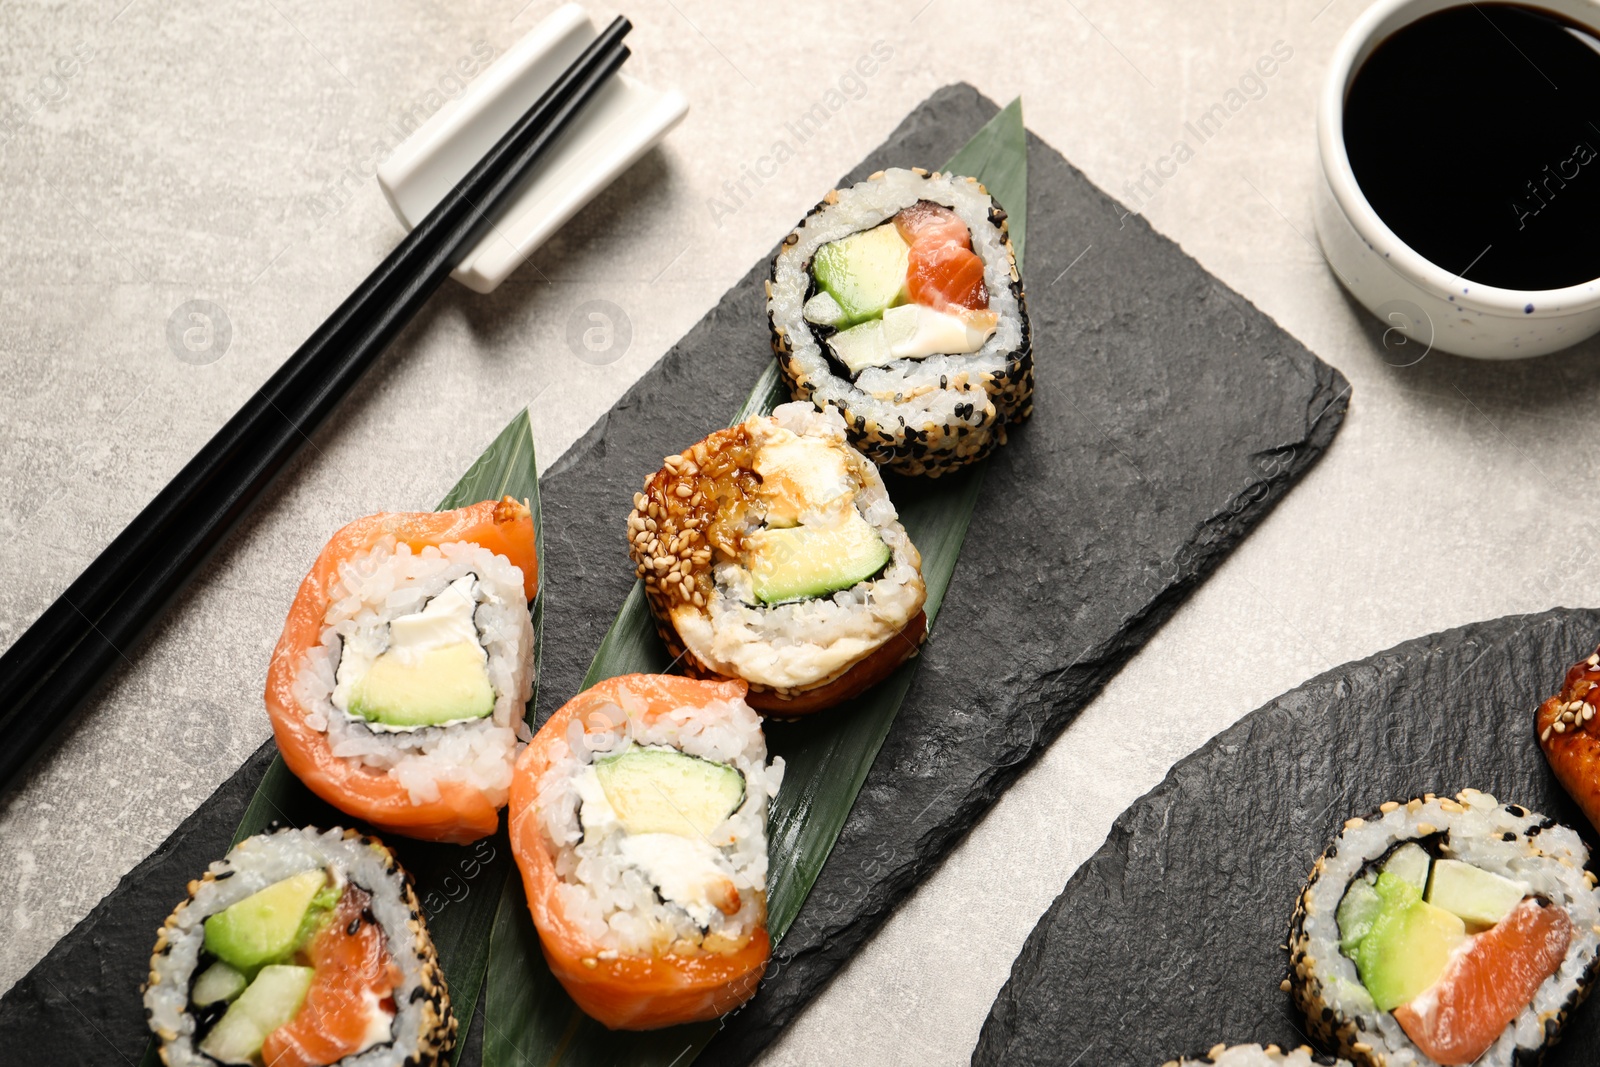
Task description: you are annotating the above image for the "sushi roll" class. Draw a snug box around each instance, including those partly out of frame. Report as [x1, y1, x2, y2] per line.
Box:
[1289, 790, 1600, 1066]
[266, 497, 537, 844]
[627, 402, 926, 715]
[767, 166, 1031, 476]
[507, 674, 783, 1029]
[1535, 643, 1600, 832]
[1162, 1045, 1349, 1066]
[144, 827, 452, 1067]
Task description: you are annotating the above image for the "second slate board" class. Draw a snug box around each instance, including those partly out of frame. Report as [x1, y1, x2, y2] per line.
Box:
[0, 84, 1347, 1066]
[974, 607, 1600, 1067]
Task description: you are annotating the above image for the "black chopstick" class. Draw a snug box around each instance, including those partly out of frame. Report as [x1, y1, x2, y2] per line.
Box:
[0, 18, 632, 791]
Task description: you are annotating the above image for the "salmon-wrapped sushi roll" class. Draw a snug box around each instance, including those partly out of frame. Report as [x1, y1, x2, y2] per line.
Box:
[266, 497, 537, 844]
[508, 674, 783, 1029]
[628, 402, 926, 716]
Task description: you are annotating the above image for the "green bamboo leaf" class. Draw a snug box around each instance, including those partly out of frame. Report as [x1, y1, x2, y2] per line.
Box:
[137, 409, 543, 1067]
[484, 100, 1025, 1067]
[944, 95, 1026, 273]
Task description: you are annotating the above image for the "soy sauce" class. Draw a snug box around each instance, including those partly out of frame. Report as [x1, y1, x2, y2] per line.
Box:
[1344, 3, 1600, 291]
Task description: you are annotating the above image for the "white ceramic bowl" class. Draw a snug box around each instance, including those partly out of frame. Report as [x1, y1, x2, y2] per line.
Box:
[1315, 0, 1600, 358]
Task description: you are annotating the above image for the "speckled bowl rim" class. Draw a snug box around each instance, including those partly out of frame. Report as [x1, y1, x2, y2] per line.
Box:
[1318, 0, 1600, 319]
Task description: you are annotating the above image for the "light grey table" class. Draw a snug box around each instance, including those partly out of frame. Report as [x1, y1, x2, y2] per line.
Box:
[4, 1, 1598, 1063]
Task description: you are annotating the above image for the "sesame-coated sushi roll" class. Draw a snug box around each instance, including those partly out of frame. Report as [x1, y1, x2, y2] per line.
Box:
[266, 497, 537, 844]
[627, 402, 926, 715]
[1162, 1045, 1350, 1067]
[144, 827, 452, 1067]
[508, 675, 784, 1029]
[1289, 790, 1600, 1067]
[767, 167, 1031, 476]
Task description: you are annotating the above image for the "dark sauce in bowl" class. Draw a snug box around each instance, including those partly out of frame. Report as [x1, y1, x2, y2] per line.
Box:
[1344, 3, 1600, 291]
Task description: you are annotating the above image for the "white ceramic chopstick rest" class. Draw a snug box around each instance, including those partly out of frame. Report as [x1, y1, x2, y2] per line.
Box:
[378, 3, 688, 294]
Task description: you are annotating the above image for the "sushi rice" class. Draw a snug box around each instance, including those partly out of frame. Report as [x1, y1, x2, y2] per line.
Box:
[144, 827, 451, 1067]
[1290, 790, 1600, 1067]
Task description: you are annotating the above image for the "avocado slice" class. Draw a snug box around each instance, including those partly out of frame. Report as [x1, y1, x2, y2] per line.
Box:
[1382, 842, 1432, 892]
[810, 222, 911, 328]
[744, 511, 891, 604]
[191, 961, 247, 1007]
[1353, 871, 1467, 1011]
[349, 640, 495, 728]
[203, 869, 327, 974]
[1426, 859, 1528, 927]
[1336, 878, 1384, 952]
[595, 747, 745, 838]
[198, 964, 314, 1064]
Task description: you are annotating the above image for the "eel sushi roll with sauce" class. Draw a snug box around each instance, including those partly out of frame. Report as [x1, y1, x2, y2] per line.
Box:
[508, 675, 784, 1029]
[767, 166, 1031, 476]
[1536, 643, 1600, 831]
[628, 402, 926, 715]
[1289, 790, 1600, 1066]
[1163, 1045, 1349, 1067]
[266, 497, 537, 844]
[144, 827, 451, 1067]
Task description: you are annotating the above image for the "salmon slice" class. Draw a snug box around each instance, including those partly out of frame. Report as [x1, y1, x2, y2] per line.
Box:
[265, 496, 537, 844]
[1393, 896, 1571, 1064]
[894, 200, 989, 312]
[894, 200, 970, 247]
[508, 674, 771, 1030]
[1537, 646, 1600, 833]
[261, 885, 402, 1067]
[906, 241, 989, 311]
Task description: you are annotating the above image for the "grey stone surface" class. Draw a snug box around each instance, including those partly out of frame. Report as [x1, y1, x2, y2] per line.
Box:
[6, 2, 1600, 1065]
[0, 82, 1346, 1065]
[973, 608, 1600, 1067]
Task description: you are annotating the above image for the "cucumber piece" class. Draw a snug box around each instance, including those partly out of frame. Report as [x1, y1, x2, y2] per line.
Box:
[803, 291, 848, 328]
[595, 747, 745, 838]
[1381, 842, 1432, 892]
[744, 510, 891, 604]
[1336, 878, 1383, 952]
[198, 964, 314, 1064]
[810, 223, 910, 327]
[203, 869, 327, 973]
[825, 319, 893, 374]
[191, 961, 247, 1007]
[1426, 859, 1528, 926]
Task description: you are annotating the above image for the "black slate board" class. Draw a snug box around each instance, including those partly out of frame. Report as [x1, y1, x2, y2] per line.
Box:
[0, 84, 1347, 1066]
[973, 608, 1600, 1067]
